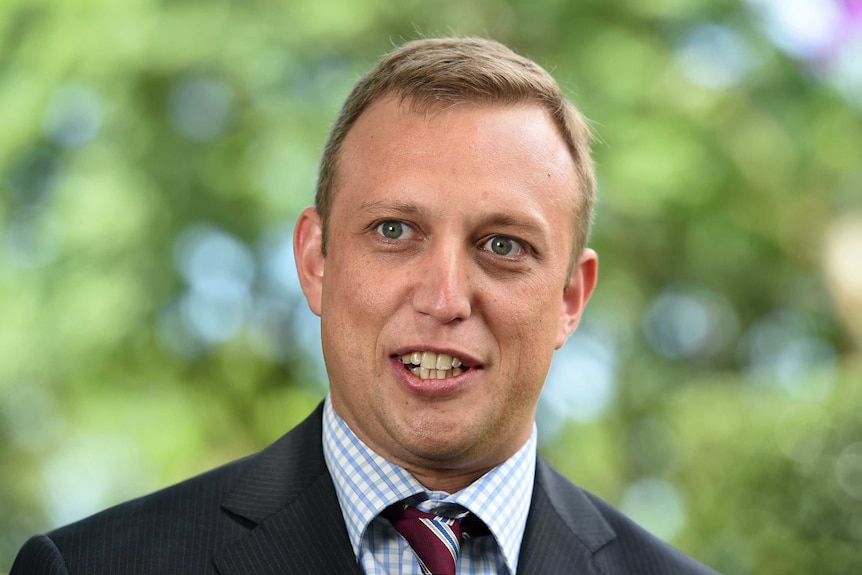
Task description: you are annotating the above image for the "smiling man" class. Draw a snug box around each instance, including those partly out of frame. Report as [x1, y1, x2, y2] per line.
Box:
[296, 97, 592, 493]
[12, 38, 717, 574]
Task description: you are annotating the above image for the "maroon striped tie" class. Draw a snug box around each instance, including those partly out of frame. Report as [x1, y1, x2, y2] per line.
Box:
[384, 503, 489, 575]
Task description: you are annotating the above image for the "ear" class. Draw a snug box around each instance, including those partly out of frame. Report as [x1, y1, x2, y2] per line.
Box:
[555, 248, 598, 349]
[293, 207, 325, 317]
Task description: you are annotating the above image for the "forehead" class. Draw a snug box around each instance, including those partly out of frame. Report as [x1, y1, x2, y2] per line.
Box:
[334, 96, 578, 215]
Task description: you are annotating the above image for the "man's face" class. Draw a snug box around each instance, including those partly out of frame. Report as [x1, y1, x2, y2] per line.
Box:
[295, 96, 597, 489]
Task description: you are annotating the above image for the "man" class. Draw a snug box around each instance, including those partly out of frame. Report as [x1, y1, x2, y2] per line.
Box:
[12, 37, 717, 574]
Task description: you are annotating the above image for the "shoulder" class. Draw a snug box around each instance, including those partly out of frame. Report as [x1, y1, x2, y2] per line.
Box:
[530, 458, 719, 575]
[11, 404, 328, 575]
[12, 454, 254, 575]
[11, 535, 69, 575]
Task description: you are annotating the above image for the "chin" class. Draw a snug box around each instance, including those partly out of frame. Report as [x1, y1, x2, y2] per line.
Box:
[397, 428, 480, 464]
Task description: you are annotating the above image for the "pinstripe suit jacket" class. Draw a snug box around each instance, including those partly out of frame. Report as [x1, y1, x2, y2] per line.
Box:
[11, 403, 717, 574]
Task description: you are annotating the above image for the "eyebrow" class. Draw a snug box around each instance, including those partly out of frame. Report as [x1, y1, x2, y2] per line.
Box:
[478, 212, 547, 237]
[356, 199, 423, 217]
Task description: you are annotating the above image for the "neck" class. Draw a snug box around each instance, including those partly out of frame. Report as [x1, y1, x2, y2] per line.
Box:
[406, 464, 497, 494]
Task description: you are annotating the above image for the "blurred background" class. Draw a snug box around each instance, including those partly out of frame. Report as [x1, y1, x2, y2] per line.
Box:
[1, 0, 861, 573]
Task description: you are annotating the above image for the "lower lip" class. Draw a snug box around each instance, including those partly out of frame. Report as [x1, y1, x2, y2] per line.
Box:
[390, 358, 480, 398]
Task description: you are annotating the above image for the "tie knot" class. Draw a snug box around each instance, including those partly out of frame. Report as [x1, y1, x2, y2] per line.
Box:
[383, 502, 489, 575]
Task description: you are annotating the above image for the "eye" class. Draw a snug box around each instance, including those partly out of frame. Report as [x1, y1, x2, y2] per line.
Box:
[482, 235, 525, 257]
[376, 220, 413, 240]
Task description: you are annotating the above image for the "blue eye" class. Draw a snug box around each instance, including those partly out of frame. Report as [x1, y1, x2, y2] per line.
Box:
[377, 220, 410, 239]
[484, 235, 523, 257]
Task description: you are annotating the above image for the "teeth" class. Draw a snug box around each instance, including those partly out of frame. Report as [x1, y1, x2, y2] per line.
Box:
[401, 350, 470, 379]
[412, 351, 465, 369]
[420, 352, 437, 369]
[435, 354, 452, 370]
[417, 368, 460, 380]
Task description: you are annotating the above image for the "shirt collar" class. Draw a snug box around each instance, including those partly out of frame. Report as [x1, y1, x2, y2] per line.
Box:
[322, 394, 536, 574]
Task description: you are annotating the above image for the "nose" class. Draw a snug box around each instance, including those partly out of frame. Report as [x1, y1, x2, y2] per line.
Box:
[411, 241, 472, 324]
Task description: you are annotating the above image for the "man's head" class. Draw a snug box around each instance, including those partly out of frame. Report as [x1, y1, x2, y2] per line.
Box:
[315, 37, 597, 265]
[294, 37, 598, 492]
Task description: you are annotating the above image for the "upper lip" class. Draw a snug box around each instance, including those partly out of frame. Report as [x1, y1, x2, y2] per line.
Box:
[391, 345, 482, 368]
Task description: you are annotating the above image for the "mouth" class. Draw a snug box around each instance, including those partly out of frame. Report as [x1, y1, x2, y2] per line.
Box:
[398, 351, 472, 380]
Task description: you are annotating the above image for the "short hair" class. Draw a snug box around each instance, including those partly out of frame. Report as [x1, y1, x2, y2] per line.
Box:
[315, 37, 596, 261]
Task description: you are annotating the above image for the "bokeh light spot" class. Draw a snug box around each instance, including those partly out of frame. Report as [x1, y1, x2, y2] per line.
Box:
[741, 310, 838, 400]
[620, 478, 687, 541]
[174, 224, 255, 300]
[539, 325, 617, 435]
[42, 85, 103, 148]
[746, 0, 843, 60]
[169, 76, 234, 141]
[643, 287, 738, 360]
[42, 433, 153, 527]
[675, 24, 755, 89]
[168, 224, 256, 346]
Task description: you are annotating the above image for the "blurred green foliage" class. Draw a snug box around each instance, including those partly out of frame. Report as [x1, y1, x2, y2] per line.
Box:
[1, 0, 861, 573]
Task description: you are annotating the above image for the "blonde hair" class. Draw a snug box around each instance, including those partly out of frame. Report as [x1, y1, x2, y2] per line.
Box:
[315, 37, 596, 259]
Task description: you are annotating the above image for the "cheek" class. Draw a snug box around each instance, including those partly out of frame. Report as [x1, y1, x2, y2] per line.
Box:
[328, 254, 392, 314]
[493, 283, 562, 384]
[321, 255, 408, 370]
[492, 310, 555, 368]
[505, 280, 565, 343]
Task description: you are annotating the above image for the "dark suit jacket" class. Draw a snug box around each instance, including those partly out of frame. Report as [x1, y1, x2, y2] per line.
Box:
[12, 404, 718, 574]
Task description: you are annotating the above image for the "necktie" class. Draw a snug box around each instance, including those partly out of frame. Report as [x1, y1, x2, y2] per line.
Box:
[384, 502, 489, 575]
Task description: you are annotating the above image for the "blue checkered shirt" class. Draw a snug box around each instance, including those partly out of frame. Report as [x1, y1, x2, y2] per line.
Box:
[322, 395, 536, 574]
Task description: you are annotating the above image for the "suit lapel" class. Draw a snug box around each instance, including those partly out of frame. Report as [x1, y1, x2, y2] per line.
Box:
[516, 458, 616, 575]
[211, 405, 619, 574]
[214, 472, 362, 574]
[213, 404, 363, 575]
